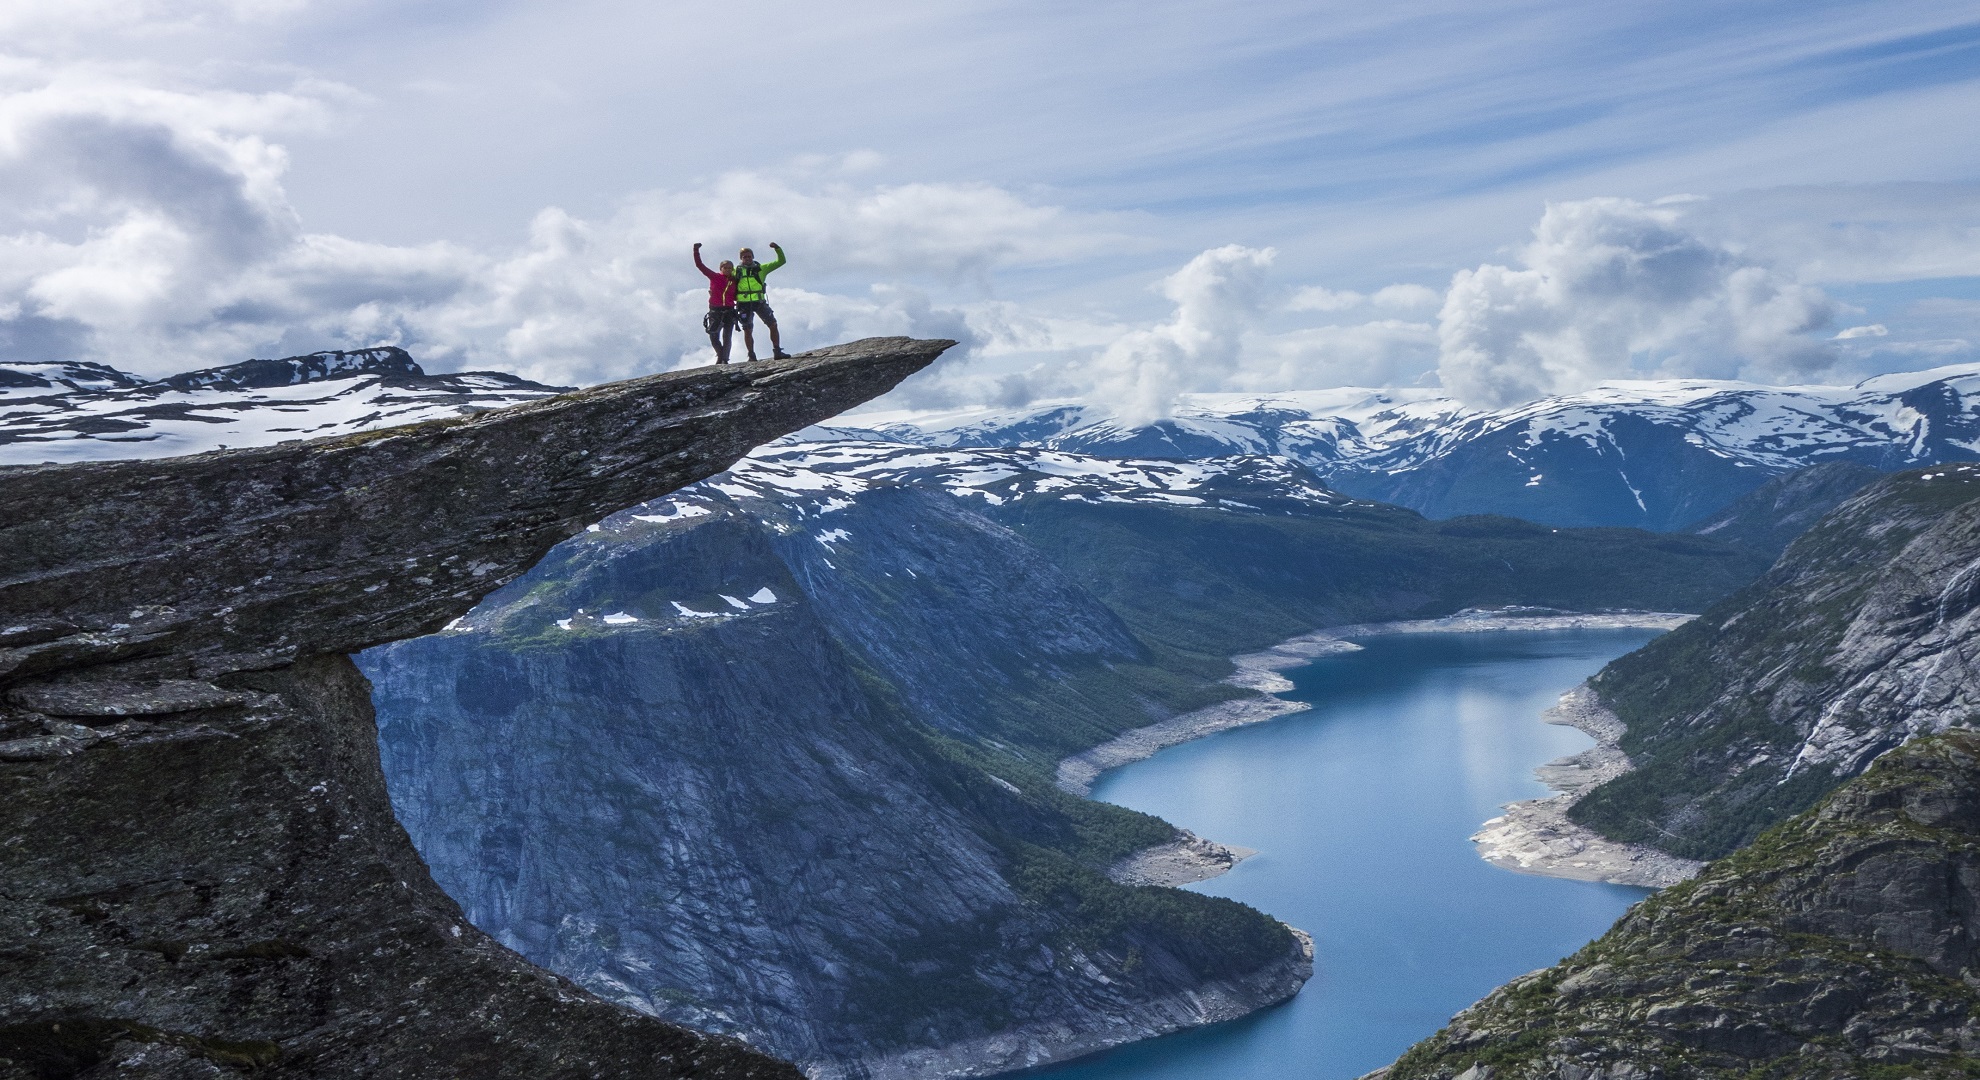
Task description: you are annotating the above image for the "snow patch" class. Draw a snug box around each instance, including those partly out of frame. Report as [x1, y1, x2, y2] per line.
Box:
[632, 503, 713, 523]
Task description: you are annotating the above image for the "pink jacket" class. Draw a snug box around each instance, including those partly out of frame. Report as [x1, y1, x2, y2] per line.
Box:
[693, 250, 737, 307]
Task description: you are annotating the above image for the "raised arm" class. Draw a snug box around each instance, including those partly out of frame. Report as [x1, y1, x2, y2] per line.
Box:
[762, 243, 788, 274]
[692, 243, 721, 281]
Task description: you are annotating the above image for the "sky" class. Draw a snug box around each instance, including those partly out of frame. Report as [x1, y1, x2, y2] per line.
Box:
[2, 0, 1978, 416]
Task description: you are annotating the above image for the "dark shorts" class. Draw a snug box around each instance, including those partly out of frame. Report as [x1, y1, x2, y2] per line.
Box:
[703, 307, 736, 334]
[735, 300, 776, 327]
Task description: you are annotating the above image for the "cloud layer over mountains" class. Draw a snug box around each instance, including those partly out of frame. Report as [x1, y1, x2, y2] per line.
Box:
[1437, 198, 1839, 406]
[1, 0, 1977, 414]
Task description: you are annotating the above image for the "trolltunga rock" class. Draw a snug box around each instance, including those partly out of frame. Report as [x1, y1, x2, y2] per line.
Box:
[0, 338, 948, 1078]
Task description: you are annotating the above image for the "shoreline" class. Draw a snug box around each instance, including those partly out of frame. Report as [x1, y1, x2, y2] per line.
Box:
[1469, 683, 1706, 888]
[1060, 607, 1701, 887]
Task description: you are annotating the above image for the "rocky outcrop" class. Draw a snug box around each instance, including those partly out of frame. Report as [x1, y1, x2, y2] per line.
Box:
[1377, 730, 1980, 1079]
[0, 339, 946, 1078]
[1570, 463, 1980, 859]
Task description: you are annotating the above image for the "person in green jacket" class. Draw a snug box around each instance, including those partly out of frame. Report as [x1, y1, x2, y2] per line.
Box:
[733, 243, 789, 361]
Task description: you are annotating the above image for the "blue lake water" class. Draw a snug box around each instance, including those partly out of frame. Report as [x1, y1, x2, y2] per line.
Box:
[1026, 629, 1662, 1080]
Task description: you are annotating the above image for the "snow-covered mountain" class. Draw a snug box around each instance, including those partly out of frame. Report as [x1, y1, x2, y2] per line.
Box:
[13, 346, 1980, 531]
[703, 441, 1355, 516]
[828, 365, 1980, 530]
[0, 347, 566, 466]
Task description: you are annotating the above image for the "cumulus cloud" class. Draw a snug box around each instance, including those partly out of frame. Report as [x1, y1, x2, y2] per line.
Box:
[1080, 244, 1274, 425]
[1436, 197, 1837, 406]
[3, 23, 1968, 418]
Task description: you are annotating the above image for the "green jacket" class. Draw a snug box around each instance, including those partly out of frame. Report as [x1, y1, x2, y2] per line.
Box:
[734, 249, 786, 303]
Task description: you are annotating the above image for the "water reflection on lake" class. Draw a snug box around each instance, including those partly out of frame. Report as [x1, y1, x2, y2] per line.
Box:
[1024, 629, 1661, 1080]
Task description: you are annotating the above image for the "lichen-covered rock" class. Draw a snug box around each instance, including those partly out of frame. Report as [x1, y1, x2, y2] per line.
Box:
[1380, 730, 1980, 1080]
[1572, 464, 1980, 859]
[0, 339, 947, 1079]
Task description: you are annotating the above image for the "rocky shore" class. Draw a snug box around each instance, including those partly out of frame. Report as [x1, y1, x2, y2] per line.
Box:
[1470, 683, 1706, 888]
[1108, 830, 1260, 888]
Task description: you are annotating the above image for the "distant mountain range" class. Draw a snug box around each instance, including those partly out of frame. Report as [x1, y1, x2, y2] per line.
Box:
[0, 347, 563, 466]
[10, 350, 1980, 532]
[830, 366, 1980, 530]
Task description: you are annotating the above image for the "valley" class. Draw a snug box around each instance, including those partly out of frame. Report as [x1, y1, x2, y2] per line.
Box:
[1026, 629, 1665, 1080]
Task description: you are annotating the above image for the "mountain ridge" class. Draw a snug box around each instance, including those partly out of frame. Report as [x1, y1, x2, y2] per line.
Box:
[830, 364, 1980, 530]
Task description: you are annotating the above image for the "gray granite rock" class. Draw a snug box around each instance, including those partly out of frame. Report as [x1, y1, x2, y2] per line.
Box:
[0, 339, 947, 1079]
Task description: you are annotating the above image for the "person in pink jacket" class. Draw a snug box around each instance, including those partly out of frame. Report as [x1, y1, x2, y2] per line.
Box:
[693, 243, 738, 364]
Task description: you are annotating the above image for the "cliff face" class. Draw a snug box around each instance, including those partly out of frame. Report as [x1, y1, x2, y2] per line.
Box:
[1373, 463, 1980, 1079]
[1381, 731, 1980, 1080]
[1570, 464, 1980, 859]
[0, 339, 945, 1079]
[361, 484, 1311, 1079]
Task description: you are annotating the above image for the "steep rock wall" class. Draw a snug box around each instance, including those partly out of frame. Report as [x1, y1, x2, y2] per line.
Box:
[362, 489, 1311, 1078]
[1571, 463, 1980, 859]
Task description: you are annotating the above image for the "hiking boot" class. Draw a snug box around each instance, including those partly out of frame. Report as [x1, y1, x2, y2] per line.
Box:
[772, 349, 792, 360]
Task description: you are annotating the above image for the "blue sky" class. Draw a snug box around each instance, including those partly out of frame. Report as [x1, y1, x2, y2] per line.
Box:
[2, 0, 1977, 409]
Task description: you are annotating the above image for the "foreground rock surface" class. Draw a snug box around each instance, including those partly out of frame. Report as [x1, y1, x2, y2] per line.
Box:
[1377, 731, 1980, 1080]
[0, 339, 946, 1078]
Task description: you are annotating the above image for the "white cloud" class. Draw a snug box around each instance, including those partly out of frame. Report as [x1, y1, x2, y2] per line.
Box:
[1834, 323, 1888, 340]
[1082, 245, 1274, 425]
[1287, 282, 1439, 313]
[1287, 286, 1364, 312]
[1, 17, 1975, 418]
[0, 62, 1125, 380]
[1435, 197, 1838, 407]
[1683, 184, 1980, 285]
